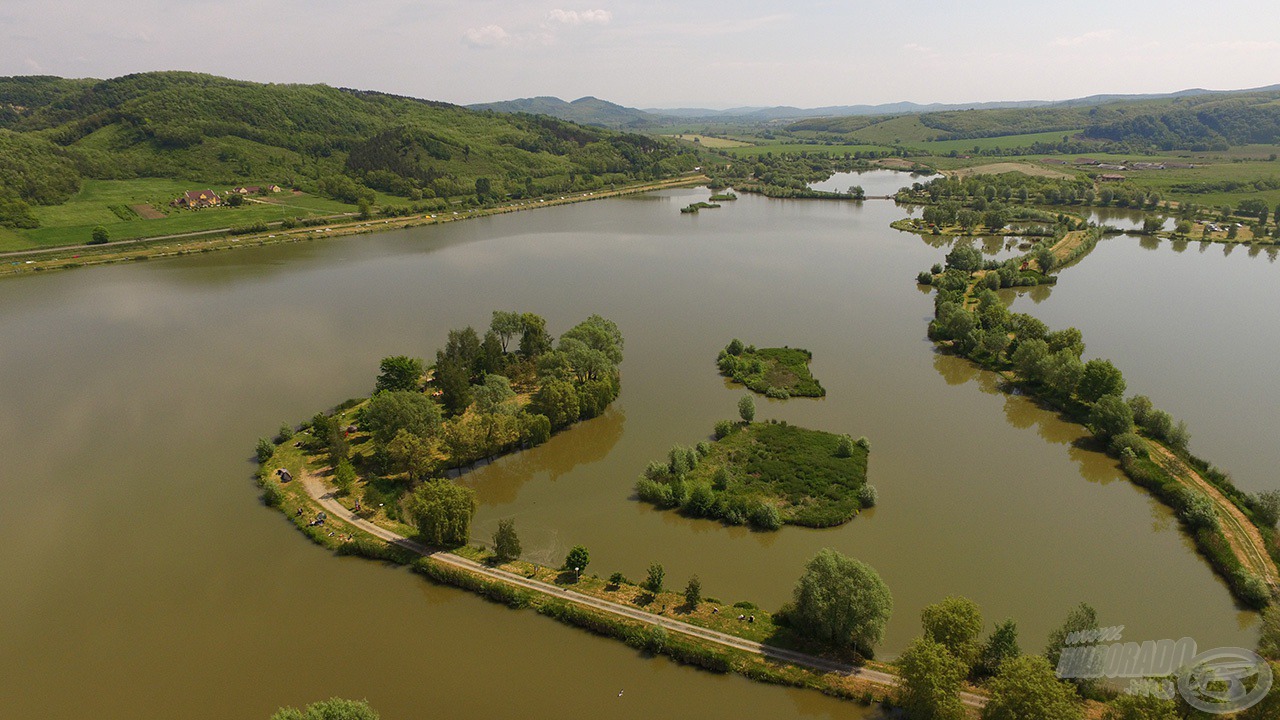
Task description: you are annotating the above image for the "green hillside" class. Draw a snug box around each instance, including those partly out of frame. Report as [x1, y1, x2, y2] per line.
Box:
[0, 72, 702, 246]
[468, 96, 658, 129]
[788, 88, 1280, 152]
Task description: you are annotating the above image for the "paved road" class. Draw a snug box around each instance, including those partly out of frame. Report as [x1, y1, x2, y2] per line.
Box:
[299, 473, 986, 708]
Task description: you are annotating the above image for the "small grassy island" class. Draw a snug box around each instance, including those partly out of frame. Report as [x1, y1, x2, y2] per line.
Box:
[717, 339, 825, 398]
[681, 201, 722, 213]
[708, 192, 738, 202]
[636, 419, 875, 530]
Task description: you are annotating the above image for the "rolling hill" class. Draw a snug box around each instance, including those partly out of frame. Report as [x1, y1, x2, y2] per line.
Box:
[468, 96, 658, 128]
[0, 72, 702, 229]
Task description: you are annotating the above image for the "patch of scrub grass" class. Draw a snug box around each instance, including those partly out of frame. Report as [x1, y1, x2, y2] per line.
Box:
[717, 340, 825, 398]
[636, 421, 872, 529]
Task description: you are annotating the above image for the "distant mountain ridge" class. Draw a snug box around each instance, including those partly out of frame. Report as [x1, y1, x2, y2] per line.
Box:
[473, 84, 1280, 124]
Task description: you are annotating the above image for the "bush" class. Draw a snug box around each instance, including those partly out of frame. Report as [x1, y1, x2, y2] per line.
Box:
[1109, 432, 1148, 459]
[255, 437, 275, 463]
[835, 435, 855, 458]
[89, 225, 110, 244]
[261, 480, 284, 507]
[856, 436, 871, 451]
[336, 538, 395, 561]
[1179, 491, 1219, 531]
[275, 423, 294, 444]
[714, 419, 736, 439]
[858, 484, 878, 507]
[916, 270, 934, 285]
[749, 502, 782, 530]
[608, 572, 626, 587]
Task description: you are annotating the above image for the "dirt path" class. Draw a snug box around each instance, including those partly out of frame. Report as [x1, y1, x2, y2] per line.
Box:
[297, 472, 986, 709]
[1147, 444, 1280, 591]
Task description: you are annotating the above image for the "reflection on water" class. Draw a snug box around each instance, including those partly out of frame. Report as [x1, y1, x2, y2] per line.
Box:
[0, 187, 1265, 720]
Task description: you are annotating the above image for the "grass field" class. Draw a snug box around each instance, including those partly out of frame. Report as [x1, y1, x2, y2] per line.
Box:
[724, 143, 892, 157]
[844, 115, 942, 145]
[914, 130, 1084, 153]
[665, 134, 754, 148]
[7, 179, 358, 251]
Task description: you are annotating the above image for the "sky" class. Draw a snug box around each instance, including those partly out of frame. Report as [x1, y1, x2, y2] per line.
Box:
[3, 0, 1280, 109]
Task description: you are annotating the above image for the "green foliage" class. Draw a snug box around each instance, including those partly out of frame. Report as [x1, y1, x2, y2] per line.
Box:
[1078, 359, 1126, 404]
[644, 562, 665, 594]
[683, 575, 702, 608]
[1253, 489, 1280, 528]
[1044, 602, 1099, 672]
[531, 379, 581, 429]
[492, 518, 521, 562]
[375, 355, 423, 393]
[269, 697, 380, 720]
[975, 619, 1022, 679]
[1258, 604, 1280, 660]
[835, 434, 855, 458]
[895, 636, 968, 720]
[738, 394, 756, 423]
[359, 390, 443, 447]
[607, 571, 626, 587]
[1101, 693, 1179, 720]
[920, 596, 984, 669]
[563, 545, 590, 575]
[89, 225, 109, 244]
[635, 422, 872, 529]
[791, 548, 893, 657]
[404, 480, 477, 547]
[333, 459, 356, 496]
[945, 244, 983, 271]
[718, 343, 826, 398]
[981, 655, 1083, 720]
[275, 422, 294, 444]
[255, 437, 275, 464]
[1089, 394, 1134, 440]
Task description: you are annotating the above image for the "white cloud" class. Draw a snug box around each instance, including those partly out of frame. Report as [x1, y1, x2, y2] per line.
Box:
[1051, 29, 1115, 47]
[463, 24, 511, 47]
[547, 9, 612, 26]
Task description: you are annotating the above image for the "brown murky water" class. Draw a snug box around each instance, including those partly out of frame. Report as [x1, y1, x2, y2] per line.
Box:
[0, 177, 1266, 718]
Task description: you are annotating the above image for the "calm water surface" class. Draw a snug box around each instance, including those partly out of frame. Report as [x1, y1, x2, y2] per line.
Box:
[0, 174, 1267, 719]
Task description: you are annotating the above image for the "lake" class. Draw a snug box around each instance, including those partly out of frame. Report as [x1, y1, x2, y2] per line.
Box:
[0, 173, 1266, 719]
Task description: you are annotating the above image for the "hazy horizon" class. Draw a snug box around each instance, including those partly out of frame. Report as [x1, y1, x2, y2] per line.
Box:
[3, 0, 1279, 109]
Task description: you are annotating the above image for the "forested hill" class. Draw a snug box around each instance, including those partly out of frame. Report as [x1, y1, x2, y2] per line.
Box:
[467, 96, 658, 129]
[0, 72, 701, 210]
[789, 87, 1280, 151]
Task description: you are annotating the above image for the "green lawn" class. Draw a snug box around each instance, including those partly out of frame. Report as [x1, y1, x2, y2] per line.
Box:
[6, 179, 359, 251]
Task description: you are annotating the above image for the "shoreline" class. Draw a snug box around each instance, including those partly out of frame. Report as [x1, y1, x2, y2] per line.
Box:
[0, 175, 708, 279]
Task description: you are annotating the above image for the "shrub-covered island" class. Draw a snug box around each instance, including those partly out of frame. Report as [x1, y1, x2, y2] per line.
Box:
[717, 339, 826, 398]
[635, 420, 875, 530]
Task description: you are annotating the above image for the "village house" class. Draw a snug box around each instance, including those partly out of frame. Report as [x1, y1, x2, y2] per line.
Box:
[172, 189, 222, 209]
[1098, 173, 1126, 182]
[231, 184, 282, 195]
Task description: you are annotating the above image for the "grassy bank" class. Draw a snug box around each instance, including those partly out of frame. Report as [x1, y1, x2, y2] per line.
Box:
[0, 175, 706, 279]
[717, 342, 825, 398]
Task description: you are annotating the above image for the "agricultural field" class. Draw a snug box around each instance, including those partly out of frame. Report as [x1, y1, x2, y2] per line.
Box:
[723, 142, 892, 157]
[913, 129, 1084, 154]
[10, 179, 357, 251]
[664, 134, 754, 148]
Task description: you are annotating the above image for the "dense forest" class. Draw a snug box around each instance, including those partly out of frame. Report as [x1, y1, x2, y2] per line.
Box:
[0, 72, 703, 222]
[788, 88, 1280, 151]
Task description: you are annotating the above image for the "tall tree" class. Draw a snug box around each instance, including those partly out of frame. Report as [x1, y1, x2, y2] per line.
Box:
[270, 697, 380, 720]
[359, 390, 443, 446]
[921, 596, 984, 669]
[981, 655, 1083, 720]
[519, 313, 553, 358]
[975, 619, 1022, 679]
[738, 394, 756, 423]
[1077, 359, 1126, 404]
[896, 636, 968, 720]
[492, 518, 521, 562]
[405, 480, 476, 547]
[490, 311, 523, 353]
[791, 548, 893, 657]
